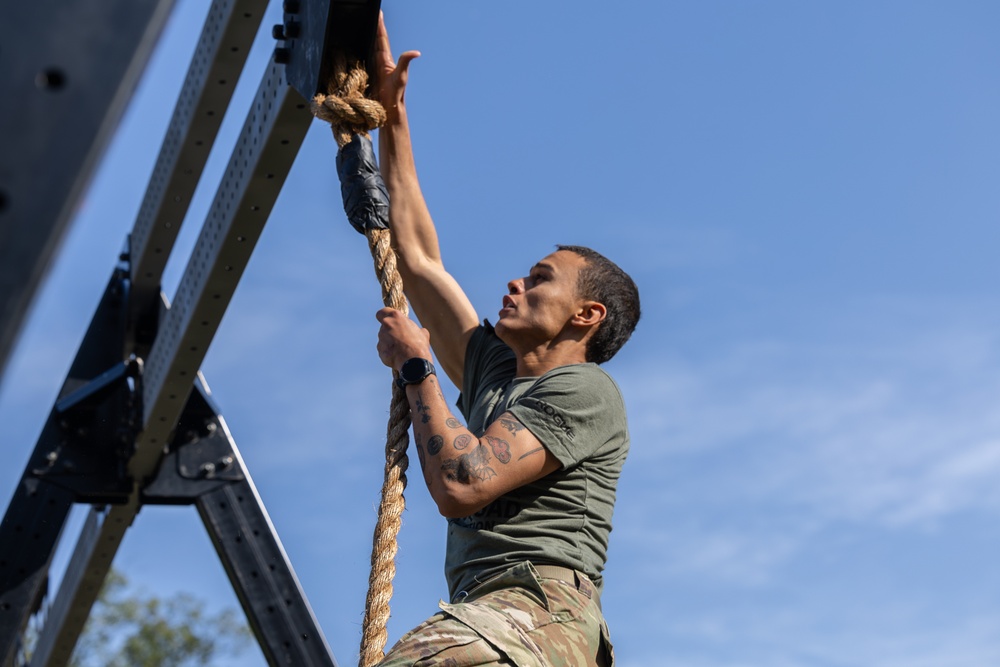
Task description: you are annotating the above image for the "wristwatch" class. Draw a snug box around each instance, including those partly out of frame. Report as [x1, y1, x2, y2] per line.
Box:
[396, 357, 436, 389]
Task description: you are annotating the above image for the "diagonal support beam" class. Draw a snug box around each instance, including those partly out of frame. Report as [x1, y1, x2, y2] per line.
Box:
[128, 0, 271, 352]
[137, 59, 312, 479]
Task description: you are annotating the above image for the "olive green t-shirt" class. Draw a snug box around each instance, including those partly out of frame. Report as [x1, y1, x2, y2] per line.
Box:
[446, 322, 630, 601]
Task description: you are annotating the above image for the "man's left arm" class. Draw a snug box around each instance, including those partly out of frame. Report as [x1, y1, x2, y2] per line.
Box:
[407, 374, 560, 518]
[377, 308, 560, 518]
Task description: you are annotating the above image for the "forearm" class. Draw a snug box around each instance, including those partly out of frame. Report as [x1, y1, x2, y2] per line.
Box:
[378, 106, 442, 269]
[377, 111, 480, 385]
[406, 375, 498, 518]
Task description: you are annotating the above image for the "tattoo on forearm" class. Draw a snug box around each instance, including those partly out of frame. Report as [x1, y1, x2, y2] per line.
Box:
[518, 446, 544, 461]
[498, 417, 525, 435]
[485, 434, 511, 464]
[446, 417, 462, 429]
[453, 433, 472, 450]
[415, 395, 430, 424]
[416, 443, 426, 471]
[427, 435, 444, 456]
[417, 396, 431, 424]
[441, 444, 496, 483]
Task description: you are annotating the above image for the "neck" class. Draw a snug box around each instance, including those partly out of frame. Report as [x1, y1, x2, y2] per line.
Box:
[514, 342, 589, 378]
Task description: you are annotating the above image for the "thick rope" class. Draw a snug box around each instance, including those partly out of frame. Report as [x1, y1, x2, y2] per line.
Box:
[312, 56, 409, 667]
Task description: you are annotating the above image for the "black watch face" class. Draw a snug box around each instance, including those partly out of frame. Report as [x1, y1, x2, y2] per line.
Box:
[401, 358, 433, 384]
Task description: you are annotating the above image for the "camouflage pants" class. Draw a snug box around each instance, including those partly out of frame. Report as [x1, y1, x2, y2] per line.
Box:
[378, 562, 614, 667]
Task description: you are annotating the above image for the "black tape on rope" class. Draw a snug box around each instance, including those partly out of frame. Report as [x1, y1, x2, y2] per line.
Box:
[337, 134, 390, 235]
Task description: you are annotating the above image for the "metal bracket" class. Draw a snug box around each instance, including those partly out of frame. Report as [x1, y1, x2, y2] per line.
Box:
[143, 381, 245, 504]
[280, 0, 382, 99]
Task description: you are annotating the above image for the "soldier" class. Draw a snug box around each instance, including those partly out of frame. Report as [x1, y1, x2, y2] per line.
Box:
[372, 14, 640, 666]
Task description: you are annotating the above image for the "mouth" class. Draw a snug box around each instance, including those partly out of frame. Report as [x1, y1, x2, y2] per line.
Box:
[499, 295, 516, 316]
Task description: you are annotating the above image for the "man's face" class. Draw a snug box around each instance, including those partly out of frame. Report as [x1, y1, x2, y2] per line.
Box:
[494, 250, 588, 349]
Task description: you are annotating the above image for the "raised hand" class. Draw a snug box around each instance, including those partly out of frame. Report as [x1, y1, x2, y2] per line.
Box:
[373, 12, 420, 121]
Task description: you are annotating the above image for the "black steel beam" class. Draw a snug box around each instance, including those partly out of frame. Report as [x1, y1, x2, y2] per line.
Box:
[0, 268, 131, 667]
[0, 0, 175, 381]
[144, 383, 337, 666]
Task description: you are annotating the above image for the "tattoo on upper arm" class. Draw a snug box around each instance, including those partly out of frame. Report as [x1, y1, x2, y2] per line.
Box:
[518, 446, 545, 461]
[441, 444, 496, 483]
[485, 434, 511, 464]
[498, 417, 525, 435]
[416, 443, 427, 471]
[446, 417, 462, 429]
[453, 433, 472, 450]
[427, 435, 444, 456]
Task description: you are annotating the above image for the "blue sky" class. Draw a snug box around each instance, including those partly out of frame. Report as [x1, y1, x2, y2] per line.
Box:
[3, 2, 1000, 665]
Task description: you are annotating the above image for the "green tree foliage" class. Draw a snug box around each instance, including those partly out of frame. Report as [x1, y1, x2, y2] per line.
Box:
[69, 570, 251, 667]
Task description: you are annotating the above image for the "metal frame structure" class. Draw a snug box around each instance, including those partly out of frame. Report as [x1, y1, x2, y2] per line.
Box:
[0, 1, 381, 664]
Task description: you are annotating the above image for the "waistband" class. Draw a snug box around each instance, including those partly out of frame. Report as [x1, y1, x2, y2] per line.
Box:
[456, 562, 598, 607]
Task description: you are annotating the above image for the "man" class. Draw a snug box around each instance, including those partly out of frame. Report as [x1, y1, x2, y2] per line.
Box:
[372, 14, 640, 667]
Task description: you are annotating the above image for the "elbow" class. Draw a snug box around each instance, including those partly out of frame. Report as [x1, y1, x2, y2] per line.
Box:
[395, 248, 441, 279]
[430, 483, 488, 519]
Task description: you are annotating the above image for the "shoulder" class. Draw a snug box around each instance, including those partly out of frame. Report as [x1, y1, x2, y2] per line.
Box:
[508, 363, 628, 467]
[533, 363, 626, 411]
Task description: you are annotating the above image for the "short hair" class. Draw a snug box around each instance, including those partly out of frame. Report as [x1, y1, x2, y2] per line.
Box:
[557, 245, 641, 364]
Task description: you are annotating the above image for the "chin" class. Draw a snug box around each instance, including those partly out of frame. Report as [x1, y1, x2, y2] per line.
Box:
[493, 319, 516, 345]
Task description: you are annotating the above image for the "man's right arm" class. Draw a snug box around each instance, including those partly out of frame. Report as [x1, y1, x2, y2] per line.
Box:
[375, 14, 479, 387]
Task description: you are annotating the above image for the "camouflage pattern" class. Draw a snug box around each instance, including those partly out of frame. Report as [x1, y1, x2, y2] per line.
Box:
[378, 562, 614, 667]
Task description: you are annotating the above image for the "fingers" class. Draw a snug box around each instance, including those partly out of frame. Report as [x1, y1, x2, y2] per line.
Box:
[394, 51, 421, 86]
[375, 308, 432, 369]
[375, 11, 394, 67]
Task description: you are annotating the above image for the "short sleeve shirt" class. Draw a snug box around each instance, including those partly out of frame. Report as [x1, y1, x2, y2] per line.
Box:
[445, 322, 630, 600]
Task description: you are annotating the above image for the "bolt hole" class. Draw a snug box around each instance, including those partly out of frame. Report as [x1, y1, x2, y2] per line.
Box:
[36, 68, 67, 90]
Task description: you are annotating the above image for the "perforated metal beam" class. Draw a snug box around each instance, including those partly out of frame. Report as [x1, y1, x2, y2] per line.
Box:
[128, 0, 270, 352]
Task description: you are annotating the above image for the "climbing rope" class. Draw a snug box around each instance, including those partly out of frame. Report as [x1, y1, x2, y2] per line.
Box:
[312, 55, 409, 667]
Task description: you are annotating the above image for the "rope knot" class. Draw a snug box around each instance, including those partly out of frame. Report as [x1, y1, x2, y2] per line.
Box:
[310, 57, 386, 147]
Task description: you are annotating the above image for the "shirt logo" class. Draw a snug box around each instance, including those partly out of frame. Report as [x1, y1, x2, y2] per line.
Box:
[536, 400, 574, 440]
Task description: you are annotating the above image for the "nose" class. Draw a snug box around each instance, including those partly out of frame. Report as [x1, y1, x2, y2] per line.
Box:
[507, 278, 524, 295]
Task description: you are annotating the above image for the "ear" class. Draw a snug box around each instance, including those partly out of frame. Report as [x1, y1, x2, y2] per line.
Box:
[572, 301, 607, 328]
